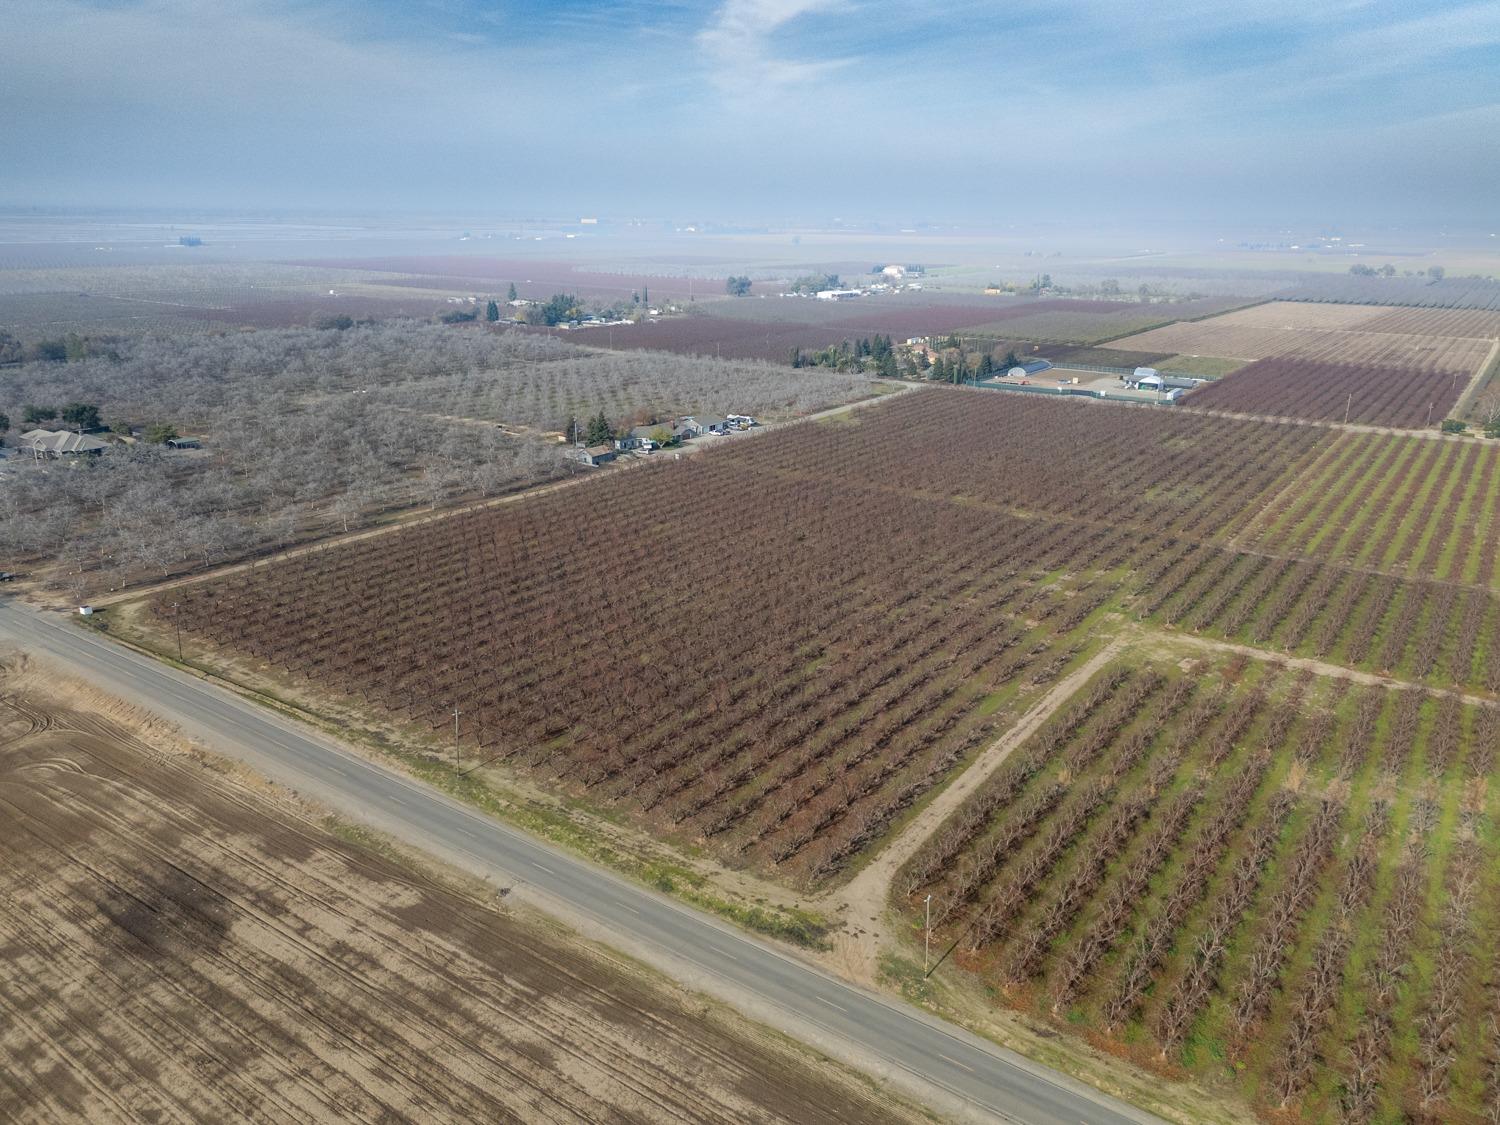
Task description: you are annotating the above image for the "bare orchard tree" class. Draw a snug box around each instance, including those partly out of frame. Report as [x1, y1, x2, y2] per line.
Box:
[1473, 387, 1500, 431]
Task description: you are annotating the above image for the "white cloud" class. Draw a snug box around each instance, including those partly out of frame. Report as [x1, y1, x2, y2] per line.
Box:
[696, 0, 855, 100]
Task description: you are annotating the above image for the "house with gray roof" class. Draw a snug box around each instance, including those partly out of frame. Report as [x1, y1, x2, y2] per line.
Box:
[20, 429, 109, 458]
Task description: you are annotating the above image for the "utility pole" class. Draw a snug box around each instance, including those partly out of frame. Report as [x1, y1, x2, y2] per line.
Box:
[1345, 392, 1353, 424]
[1427, 401, 1435, 427]
[172, 601, 182, 662]
[452, 706, 461, 768]
[923, 893, 933, 974]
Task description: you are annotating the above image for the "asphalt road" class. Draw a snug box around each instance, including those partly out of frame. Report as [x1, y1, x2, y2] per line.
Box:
[0, 598, 1162, 1125]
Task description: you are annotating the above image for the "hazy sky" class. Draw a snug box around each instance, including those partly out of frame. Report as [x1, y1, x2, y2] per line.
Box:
[3, 0, 1497, 226]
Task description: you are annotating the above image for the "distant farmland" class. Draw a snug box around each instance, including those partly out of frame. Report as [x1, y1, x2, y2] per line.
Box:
[1277, 274, 1500, 309]
[0, 261, 456, 332]
[1108, 301, 1497, 371]
[1113, 300, 1499, 428]
[559, 296, 1242, 362]
[555, 305, 1006, 361]
[292, 255, 723, 301]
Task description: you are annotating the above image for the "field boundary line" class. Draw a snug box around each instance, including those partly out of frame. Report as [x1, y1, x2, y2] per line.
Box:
[1150, 630, 1500, 709]
[1453, 336, 1500, 421]
[828, 635, 1131, 916]
[1176, 401, 1500, 442]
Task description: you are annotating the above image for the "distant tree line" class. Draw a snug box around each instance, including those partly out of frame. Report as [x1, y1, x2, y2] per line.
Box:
[0, 329, 119, 366]
[789, 273, 841, 294]
[1350, 264, 1446, 279]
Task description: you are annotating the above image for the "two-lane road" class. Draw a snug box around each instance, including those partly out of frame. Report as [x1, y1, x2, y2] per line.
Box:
[0, 599, 1162, 1125]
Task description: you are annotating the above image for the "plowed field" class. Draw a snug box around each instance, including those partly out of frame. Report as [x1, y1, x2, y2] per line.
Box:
[0, 662, 913, 1125]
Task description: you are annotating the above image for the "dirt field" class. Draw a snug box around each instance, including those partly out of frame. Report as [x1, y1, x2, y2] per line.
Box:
[1106, 301, 1498, 373]
[0, 655, 917, 1125]
[1357, 306, 1500, 339]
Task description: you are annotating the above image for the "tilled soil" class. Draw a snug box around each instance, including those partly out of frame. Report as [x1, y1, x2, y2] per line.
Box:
[0, 677, 912, 1124]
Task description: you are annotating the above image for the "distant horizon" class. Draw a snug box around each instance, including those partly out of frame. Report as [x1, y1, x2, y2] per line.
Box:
[0, 204, 1495, 248]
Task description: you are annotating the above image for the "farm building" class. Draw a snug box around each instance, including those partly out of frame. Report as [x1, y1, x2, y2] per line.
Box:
[676, 416, 730, 437]
[696, 416, 729, 435]
[1006, 360, 1053, 378]
[815, 289, 862, 301]
[566, 444, 617, 467]
[19, 429, 109, 458]
[620, 424, 671, 450]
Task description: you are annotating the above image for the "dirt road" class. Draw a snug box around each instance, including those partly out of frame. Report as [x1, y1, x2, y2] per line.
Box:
[828, 637, 1131, 976]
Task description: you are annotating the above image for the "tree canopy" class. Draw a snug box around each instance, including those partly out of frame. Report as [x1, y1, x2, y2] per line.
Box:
[585, 410, 612, 445]
[61, 402, 102, 431]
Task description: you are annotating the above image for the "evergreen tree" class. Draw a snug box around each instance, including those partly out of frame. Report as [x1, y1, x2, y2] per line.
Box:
[585, 411, 612, 446]
[61, 402, 101, 431]
[485, 299, 500, 322]
[507, 282, 518, 301]
[641, 285, 649, 306]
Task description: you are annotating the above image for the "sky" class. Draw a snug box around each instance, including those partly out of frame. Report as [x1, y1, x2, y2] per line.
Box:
[2, 0, 1498, 228]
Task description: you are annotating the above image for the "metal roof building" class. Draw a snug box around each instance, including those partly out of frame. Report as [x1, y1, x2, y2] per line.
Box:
[20, 429, 109, 457]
